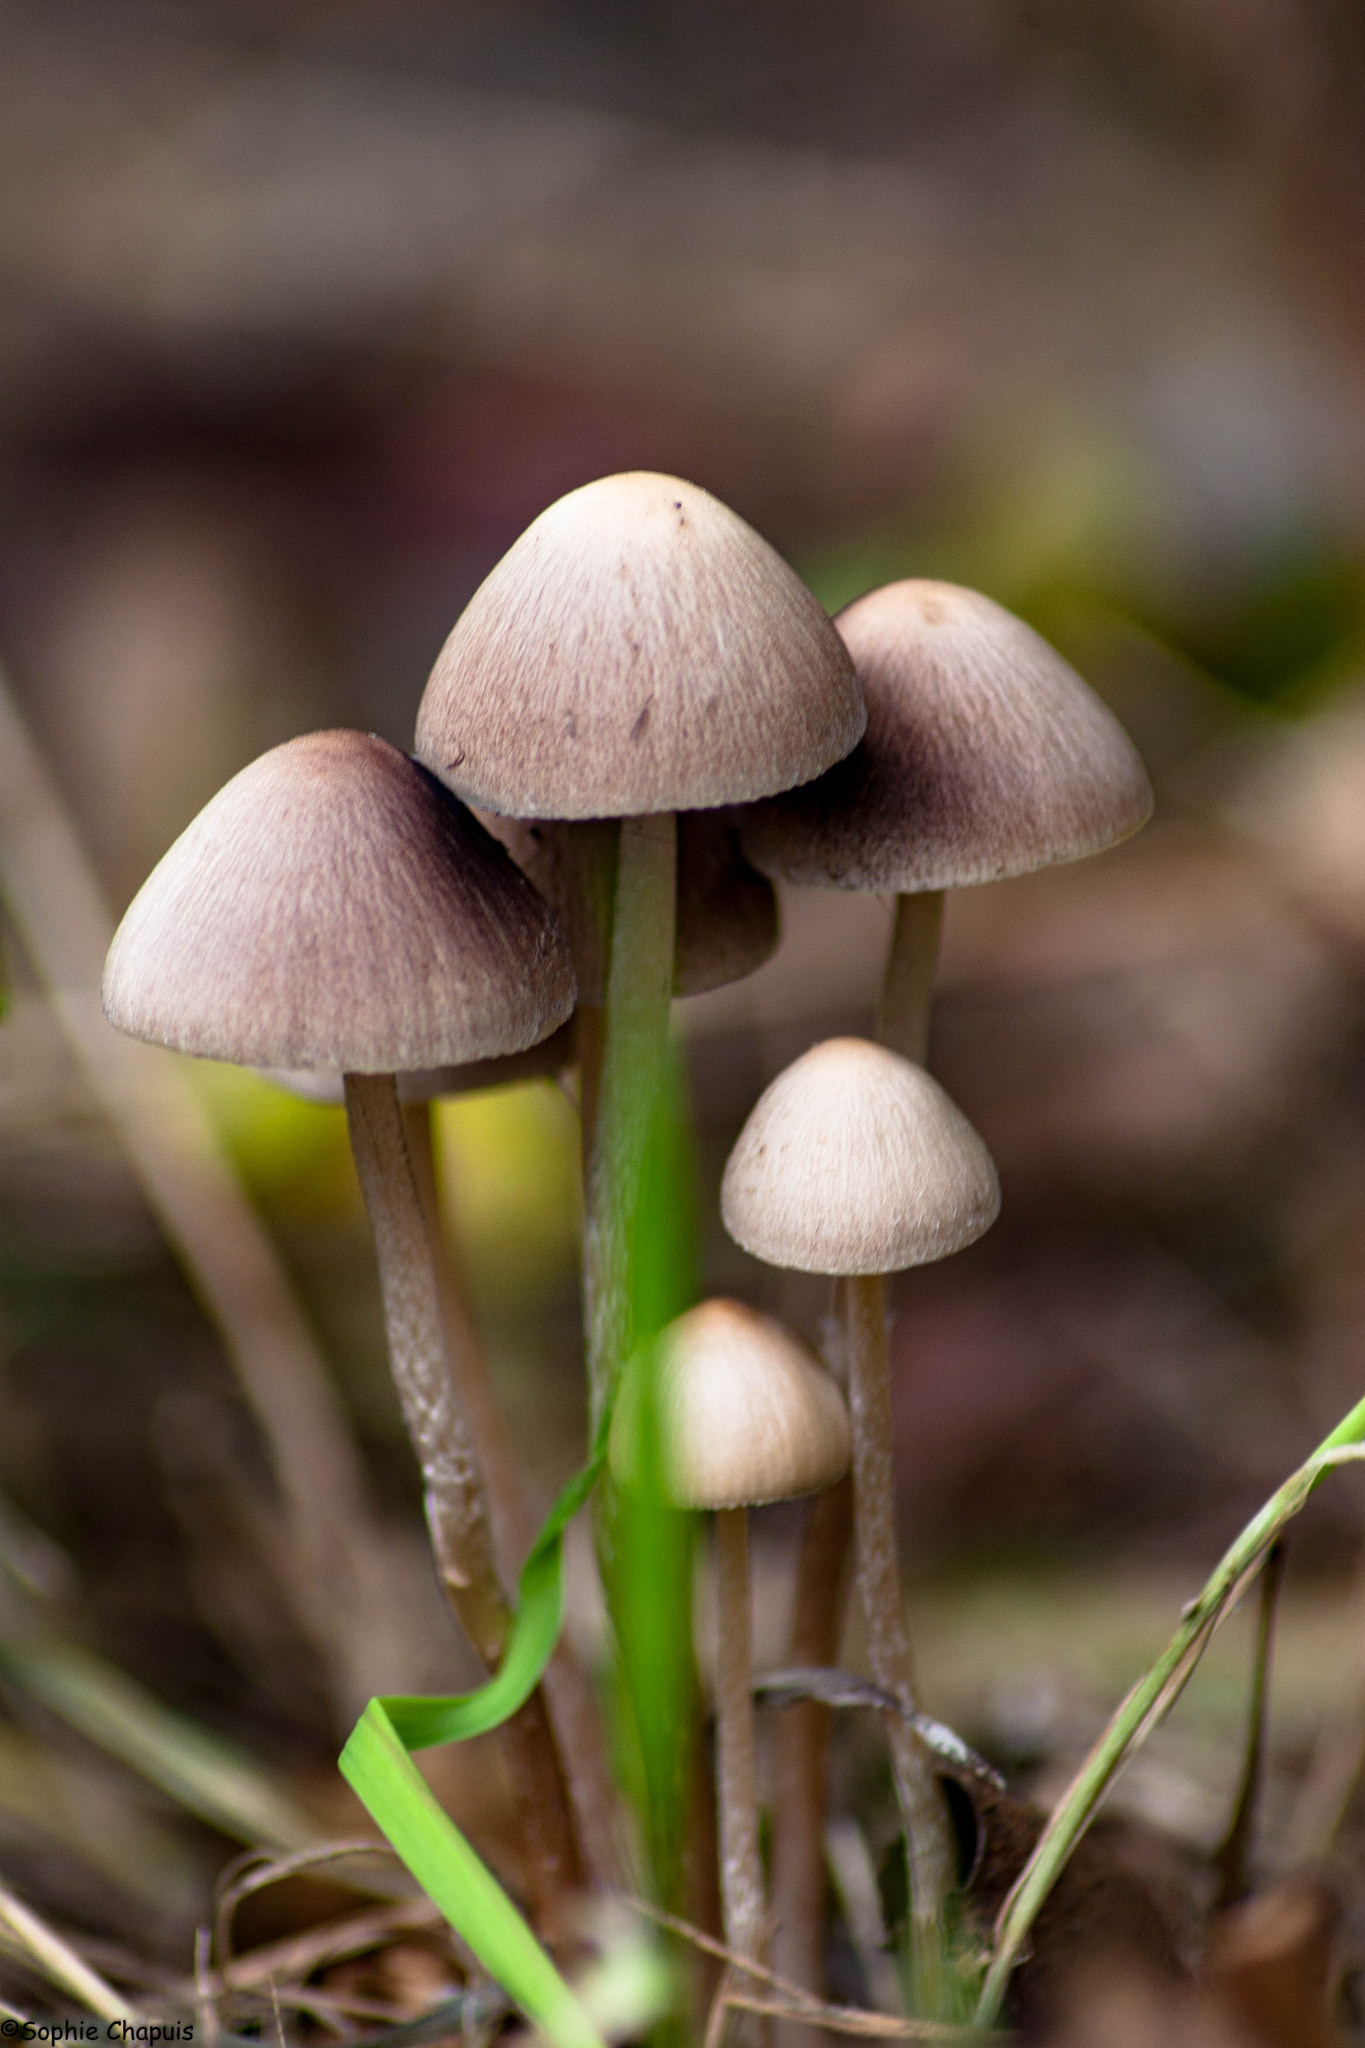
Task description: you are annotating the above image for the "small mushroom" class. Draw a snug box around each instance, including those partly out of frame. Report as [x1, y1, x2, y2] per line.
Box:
[742, 580, 1152, 1061]
[102, 729, 584, 1926]
[721, 1038, 999, 2010]
[609, 1299, 850, 1981]
[415, 473, 863, 1430]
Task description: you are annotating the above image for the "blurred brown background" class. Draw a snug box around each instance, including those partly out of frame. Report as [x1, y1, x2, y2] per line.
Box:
[5, 0, 1365, 1998]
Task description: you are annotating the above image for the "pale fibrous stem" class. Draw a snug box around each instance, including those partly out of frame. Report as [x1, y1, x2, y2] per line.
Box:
[343, 1072, 584, 1931]
[403, 1098, 625, 1890]
[715, 1504, 767, 2046]
[582, 813, 678, 1436]
[845, 1273, 955, 2017]
[875, 890, 944, 1067]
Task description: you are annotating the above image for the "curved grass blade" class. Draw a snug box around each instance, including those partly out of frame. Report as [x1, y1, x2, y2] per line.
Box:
[973, 1403, 1365, 2024]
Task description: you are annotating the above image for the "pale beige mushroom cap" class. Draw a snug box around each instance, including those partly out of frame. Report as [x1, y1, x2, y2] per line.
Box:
[486, 810, 778, 1002]
[721, 1037, 1000, 1274]
[608, 1298, 851, 1511]
[742, 580, 1152, 891]
[415, 472, 865, 819]
[103, 730, 575, 1073]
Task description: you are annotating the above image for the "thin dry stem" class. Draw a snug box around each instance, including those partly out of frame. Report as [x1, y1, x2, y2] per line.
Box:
[0, 670, 399, 1720]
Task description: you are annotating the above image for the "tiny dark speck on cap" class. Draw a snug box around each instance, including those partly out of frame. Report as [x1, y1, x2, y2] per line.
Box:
[630, 698, 653, 740]
[446, 750, 466, 769]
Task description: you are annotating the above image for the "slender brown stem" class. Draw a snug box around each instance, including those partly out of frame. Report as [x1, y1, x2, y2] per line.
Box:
[845, 1275, 954, 2016]
[771, 1474, 854, 2039]
[875, 893, 943, 1067]
[343, 1072, 584, 1933]
[716, 1507, 765, 1966]
[404, 1097, 626, 1889]
[402, 1099, 533, 1573]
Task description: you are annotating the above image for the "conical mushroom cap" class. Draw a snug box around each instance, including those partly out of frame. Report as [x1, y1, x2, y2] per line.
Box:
[486, 810, 779, 1002]
[103, 730, 575, 1072]
[721, 1037, 1000, 1275]
[608, 1298, 851, 1510]
[742, 580, 1152, 891]
[415, 472, 865, 819]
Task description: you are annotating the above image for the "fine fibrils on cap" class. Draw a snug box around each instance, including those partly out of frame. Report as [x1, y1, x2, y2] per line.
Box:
[721, 1037, 1000, 1275]
[102, 730, 575, 1074]
[609, 1299, 851, 1511]
[415, 472, 866, 820]
[742, 579, 1153, 891]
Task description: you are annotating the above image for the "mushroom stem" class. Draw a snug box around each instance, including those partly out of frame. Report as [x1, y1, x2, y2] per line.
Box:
[771, 1472, 853, 2031]
[875, 891, 944, 1066]
[844, 1272, 955, 2015]
[402, 1099, 534, 1575]
[403, 1098, 625, 1889]
[343, 1072, 585, 1930]
[582, 813, 677, 1434]
[715, 1506, 766, 1974]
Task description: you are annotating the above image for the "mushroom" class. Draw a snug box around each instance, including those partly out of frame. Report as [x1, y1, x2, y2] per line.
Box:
[721, 1038, 999, 2011]
[740, 582, 1150, 2000]
[102, 728, 585, 1927]
[415, 472, 863, 1433]
[741, 579, 1153, 1062]
[608, 1299, 850, 1984]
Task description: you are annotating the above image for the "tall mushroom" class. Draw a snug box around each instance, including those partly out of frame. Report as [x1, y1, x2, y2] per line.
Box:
[721, 1038, 999, 2014]
[414, 472, 863, 1434]
[102, 728, 584, 1930]
[740, 580, 1151, 2005]
[608, 1299, 850, 1991]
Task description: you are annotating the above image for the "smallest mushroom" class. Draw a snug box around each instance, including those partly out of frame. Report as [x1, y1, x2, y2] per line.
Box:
[609, 1299, 850, 1989]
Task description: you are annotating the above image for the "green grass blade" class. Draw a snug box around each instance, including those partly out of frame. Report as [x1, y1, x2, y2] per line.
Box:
[383, 1444, 605, 1749]
[340, 1701, 604, 2048]
[973, 1393, 1365, 2024]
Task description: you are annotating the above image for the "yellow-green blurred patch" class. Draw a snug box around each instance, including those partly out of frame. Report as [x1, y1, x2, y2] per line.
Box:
[434, 1081, 580, 1303]
[189, 1062, 362, 1220]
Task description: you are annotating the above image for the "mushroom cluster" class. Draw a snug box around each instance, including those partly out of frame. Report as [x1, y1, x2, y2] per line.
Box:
[100, 473, 1151, 2028]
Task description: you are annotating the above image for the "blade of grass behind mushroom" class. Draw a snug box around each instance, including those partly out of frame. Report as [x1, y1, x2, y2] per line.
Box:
[0, 1874, 134, 2020]
[972, 1417, 1365, 2024]
[604, 1045, 700, 1926]
[0, 670, 411, 1724]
